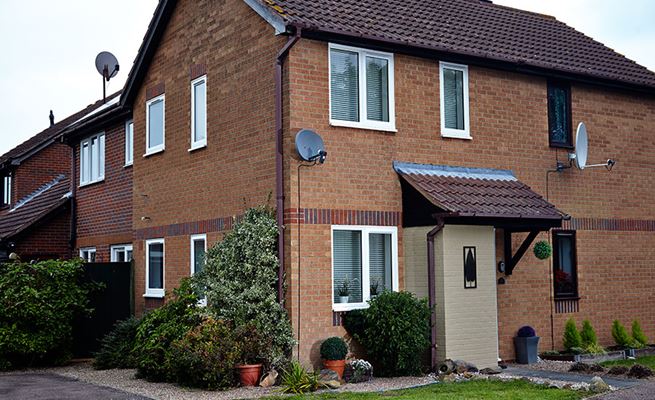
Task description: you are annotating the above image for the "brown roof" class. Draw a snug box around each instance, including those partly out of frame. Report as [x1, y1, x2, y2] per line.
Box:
[260, 0, 655, 90]
[394, 162, 564, 220]
[0, 91, 122, 168]
[0, 175, 70, 240]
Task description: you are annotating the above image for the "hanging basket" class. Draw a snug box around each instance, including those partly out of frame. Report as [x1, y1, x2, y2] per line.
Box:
[533, 241, 552, 260]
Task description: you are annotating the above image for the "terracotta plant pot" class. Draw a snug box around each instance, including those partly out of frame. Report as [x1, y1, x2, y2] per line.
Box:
[323, 359, 346, 379]
[236, 363, 263, 386]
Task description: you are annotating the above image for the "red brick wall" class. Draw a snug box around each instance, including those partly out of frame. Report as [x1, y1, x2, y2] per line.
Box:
[14, 207, 71, 261]
[74, 121, 133, 262]
[12, 142, 70, 203]
[130, 0, 284, 315]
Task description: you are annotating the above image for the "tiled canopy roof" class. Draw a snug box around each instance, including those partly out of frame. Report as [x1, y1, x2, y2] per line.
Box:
[394, 162, 564, 220]
[0, 175, 71, 240]
[259, 0, 655, 90]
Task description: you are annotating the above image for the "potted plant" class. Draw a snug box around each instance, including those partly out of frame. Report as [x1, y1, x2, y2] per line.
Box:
[320, 336, 348, 379]
[369, 277, 380, 299]
[337, 275, 355, 303]
[235, 323, 269, 386]
[514, 325, 540, 364]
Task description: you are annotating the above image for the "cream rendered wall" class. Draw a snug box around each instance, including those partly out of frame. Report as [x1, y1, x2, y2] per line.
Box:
[404, 225, 499, 369]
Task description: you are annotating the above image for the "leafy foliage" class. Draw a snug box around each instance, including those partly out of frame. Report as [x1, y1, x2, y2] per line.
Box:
[632, 320, 649, 347]
[320, 337, 348, 360]
[517, 326, 536, 338]
[533, 241, 552, 260]
[234, 322, 273, 365]
[133, 279, 203, 381]
[0, 259, 93, 370]
[563, 318, 582, 352]
[350, 291, 430, 377]
[611, 320, 633, 348]
[93, 317, 140, 370]
[279, 361, 321, 394]
[580, 320, 599, 351]
[197, 206, 294, 367]
[168, 317, 240, 389]
[343, 309, 366, 339]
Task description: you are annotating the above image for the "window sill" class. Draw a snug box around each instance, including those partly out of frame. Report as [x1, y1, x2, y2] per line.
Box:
[124, 162, 133, 168]
[188, 143, 207, 152]
[143, 147, 165, 158]
[143, 292, 165, 299]
[333, 302, 371, 312]
[441, 130, 472, 140]
[554, 296, 580, 301]
[79, 179, 105, 188]
[330, 119, 397, 133]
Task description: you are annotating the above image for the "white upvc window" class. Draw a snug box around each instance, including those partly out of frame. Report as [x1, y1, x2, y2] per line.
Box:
[80, 132, 105, 186]
[145, 94, 165, 156]
[125, 120, 134, 166]
[110, 244, 133, 262]
[331, 225, 398, 312]
[190, 234, 207, 275]
[145, 239, 165, 298]
[439, 62, 471, 139]
[190, 76, 207, 151]
[2, 175, 10, 206]
[80, 247, 96, 263]
[329, 43, 396, 132]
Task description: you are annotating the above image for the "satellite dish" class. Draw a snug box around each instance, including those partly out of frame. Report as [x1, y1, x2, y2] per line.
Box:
[295, 129, 327, 163]
[95, 51, 120, 80]
[572, 122, 588, 170]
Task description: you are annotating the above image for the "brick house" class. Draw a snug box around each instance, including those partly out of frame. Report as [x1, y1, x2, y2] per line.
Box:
[118, 0, 655, 369]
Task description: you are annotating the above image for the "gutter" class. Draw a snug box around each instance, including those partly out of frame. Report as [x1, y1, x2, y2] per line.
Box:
[426, 219, 445, 370]
[275, 29, 301, 304]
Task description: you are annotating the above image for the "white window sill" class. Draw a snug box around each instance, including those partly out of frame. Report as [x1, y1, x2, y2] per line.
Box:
[143, 291, 165, 299]
[333, 302, 371, 312]
[188, 143, 207, 152]
[330, 119, 397, 133]
[144, 147, 165, 157]
[124, 162, 133, 168]
[79, 179, 105, 188]
[441, 130, 472, 140]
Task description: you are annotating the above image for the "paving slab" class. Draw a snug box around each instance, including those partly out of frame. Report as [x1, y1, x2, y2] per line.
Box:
[505, 366, 641, 389]
[0, 372, 152, 400]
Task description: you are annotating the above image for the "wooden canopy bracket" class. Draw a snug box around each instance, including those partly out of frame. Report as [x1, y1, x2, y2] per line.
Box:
[504, 230, 540, 275]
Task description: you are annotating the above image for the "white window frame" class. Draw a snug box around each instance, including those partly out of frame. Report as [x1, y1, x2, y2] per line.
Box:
[331, 225, 399, 312]
[79, 132, 105, 186]
[145, 94, 165, 156]
[328, 43, 396, 132]
[125, 120, 134, 166]
[2, 175, 10, 206]
[79, 247, 96, 263]
[110, 244, 133, 262]
[190, 234, 207, 275]
[190, 76, 207, 151]
[439, 62, 471, 139]
[145, 238, 165, 298]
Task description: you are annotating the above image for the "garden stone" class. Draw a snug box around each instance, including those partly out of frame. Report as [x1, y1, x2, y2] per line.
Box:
[319, 369, 340, 382]
[453, 359, 478, 373]
[259, 369, 278, 387]
[322, 380, 341, 389]
[589, 376, 610, 393]
[479, 367, 502, 375]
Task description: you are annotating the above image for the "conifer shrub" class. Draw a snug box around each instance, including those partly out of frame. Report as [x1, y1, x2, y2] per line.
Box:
[580, 320, 598, 348]
[611, 320, 633, 348]
[93, 317, 140, 370]
[563, 318, 582, 352]
[632, 320, 649, 348]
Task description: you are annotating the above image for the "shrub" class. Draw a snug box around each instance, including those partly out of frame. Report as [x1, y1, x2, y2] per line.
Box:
[234, 322, 273, 365]
[632, 320, 649, 347]
[198, 206, 294, 367]
[0, 259, 93, 370]
[93, 317, 140, 370]
[611, 320, 633, 348]
[563, 318, 582, 351]
[343, 309, 366, 339]
[320, 337, 348, 360]
[356, 291, 430, 377]
[584, 343, 607, 355]
[517, 326, 536, 337]
[279, 361, 321, 394]
[533, 241, 552, 260]
[580, 320, 598, 349]
[168, 317, 240, 389]
[133, 279, 202, 381]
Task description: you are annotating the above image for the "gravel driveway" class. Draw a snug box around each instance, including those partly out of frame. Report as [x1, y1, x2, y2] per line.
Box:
[594, 381, 655, 400]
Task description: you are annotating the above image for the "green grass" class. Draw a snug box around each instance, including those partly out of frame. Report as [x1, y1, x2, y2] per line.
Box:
[264, 380, 586, 400]
[600, 355, 655, 369]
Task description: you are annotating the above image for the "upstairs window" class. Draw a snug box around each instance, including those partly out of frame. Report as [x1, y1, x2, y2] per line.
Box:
[190, 76, 207, 150]
[146, 95, 165, 155]
[548, 81, 572, 148]
[2, 175, 11, 206]
[80, 133, 105, 186]
[440, 62, 470, 139]
[553, 231, 578, 298]
[329, 44, 395, 132]
[125, 120, 133, 166]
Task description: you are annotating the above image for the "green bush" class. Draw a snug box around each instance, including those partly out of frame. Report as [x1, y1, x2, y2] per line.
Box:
[93, 317, 140, 370]
[353, 291, 430, 377]
[580, 320, 598, 349]
[168, 317, 240, 389]
[0, 259, 93, 370]
[342, 309, 366, 339]
[632, 320, 649, 347]
[611, 320, 633, 348]
[234, 322, 273, 365]
[133, 279, 202, 381]
[563, 318, 582, 352]
[320, 337, 348, 360]
[198, 206, 294, 367]
[279, 361, 321, 394]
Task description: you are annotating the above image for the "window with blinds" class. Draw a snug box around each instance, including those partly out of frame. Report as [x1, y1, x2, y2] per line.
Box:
[332, 226, 398, 311]
[329, 44, 395, 131]
[439, 62, 470, 139]
[548, 81, 572, 148]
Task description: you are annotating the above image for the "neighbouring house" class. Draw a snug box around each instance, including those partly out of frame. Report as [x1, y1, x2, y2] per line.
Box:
[60, 92, 134, 264]
[114, 0, 655, 369]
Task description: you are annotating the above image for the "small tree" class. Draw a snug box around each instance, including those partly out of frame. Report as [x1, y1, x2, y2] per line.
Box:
[563, 318, 582, 352]
[632, 320, 649, 348]
[580, 320, 598, 348]
[611, 320, 633, 348]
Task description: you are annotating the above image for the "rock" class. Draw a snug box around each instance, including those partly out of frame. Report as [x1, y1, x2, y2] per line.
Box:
[438, 359, 456, 375]
[322, 380, 341, 389]
[628, 364, 654, 379]
[569, 362, 591, 373]
[589, 376, 610, 393]
[259, 369, 278, 387]
[453, 359, 478, 373]
[440, 374, 456, 383]
[319, 369, 340, 382]
[607, 366, 629, 375]
[479, 367, 502, 375]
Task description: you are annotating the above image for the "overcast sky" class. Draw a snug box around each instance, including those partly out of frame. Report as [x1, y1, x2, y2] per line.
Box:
[1, 0, 653, 156]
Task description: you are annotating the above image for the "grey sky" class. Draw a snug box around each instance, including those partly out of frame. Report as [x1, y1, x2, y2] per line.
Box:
[1, 0, 653, 156]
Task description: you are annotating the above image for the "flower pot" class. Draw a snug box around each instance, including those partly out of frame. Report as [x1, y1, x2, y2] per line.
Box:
[514, 336, 540, 364]
[323, 359, 346, 379]
[236, 363, 263, 386]
[337, 296, 349, 303]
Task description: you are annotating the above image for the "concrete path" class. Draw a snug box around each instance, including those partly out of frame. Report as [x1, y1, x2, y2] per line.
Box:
[505, 366, 640, 389]
[0, 373, 152, 400]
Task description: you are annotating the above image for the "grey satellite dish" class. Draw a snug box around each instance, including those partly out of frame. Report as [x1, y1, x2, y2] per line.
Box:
[572, 122, 588, 170]
[95, 51, 120, 103]
[295, 129, 327, 163]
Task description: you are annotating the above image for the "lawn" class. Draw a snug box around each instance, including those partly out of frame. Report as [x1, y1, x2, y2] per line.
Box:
[601, 355, 655, 369]
[264, 380, 586, 400]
